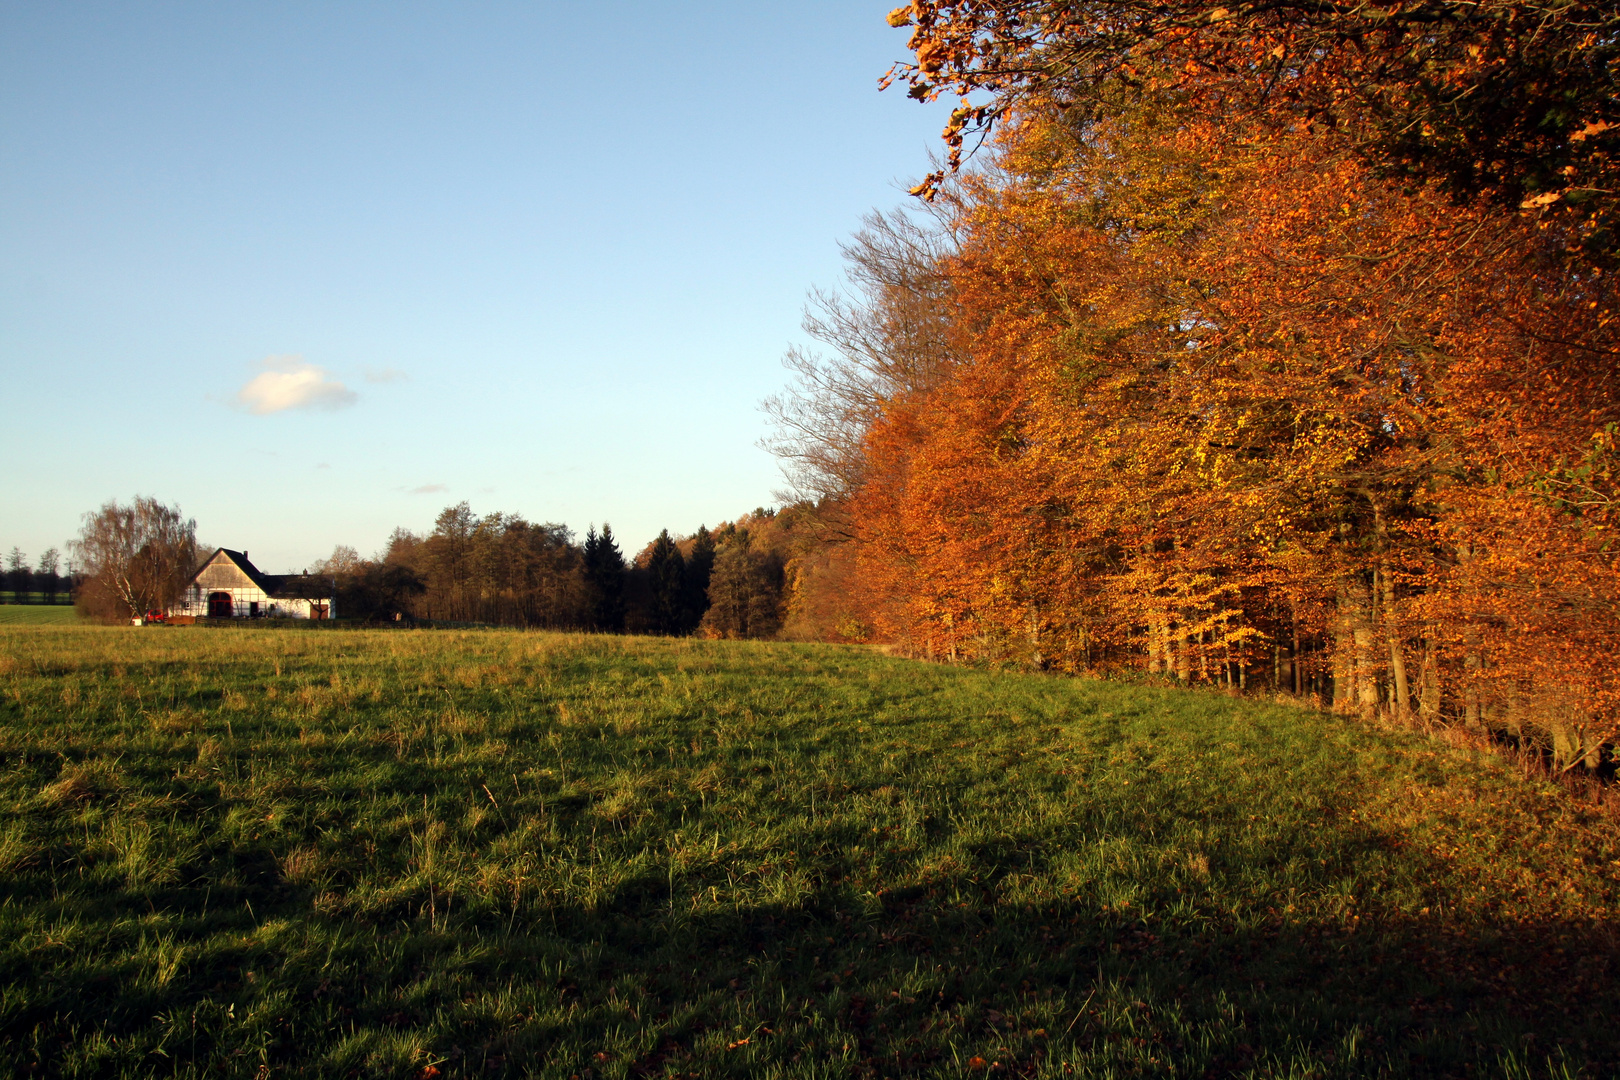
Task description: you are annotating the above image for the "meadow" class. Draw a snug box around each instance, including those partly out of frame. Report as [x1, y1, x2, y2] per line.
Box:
[0, 605, 81, 626]
[0, 626, 1617, 1079]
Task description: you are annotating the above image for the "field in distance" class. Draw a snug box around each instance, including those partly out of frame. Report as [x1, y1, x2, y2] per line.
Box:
[0, 604, 79, 626]
[1, 627, 1616, 1078]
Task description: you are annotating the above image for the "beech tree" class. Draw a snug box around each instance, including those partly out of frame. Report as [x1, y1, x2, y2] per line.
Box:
[884, 0, 1618, 263]
[381, 507, 585, 627]
[761, 1, 1620, 767]
[763, 209, 964, 504]
[700, 528, 785, 640]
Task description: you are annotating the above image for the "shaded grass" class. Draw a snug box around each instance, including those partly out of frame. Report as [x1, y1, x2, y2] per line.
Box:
[0, 626, 1617, 1078]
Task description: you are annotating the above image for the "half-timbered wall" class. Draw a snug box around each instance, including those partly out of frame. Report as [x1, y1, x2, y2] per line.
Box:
[171, 551, 335, 619]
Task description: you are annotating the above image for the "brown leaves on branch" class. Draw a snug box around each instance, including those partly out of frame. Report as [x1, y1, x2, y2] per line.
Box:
[777, 32, 1620, 763]
[882, 0, 1620, 261]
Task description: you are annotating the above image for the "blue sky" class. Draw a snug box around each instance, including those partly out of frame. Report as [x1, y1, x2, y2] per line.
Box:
[0, 2, 948, 573]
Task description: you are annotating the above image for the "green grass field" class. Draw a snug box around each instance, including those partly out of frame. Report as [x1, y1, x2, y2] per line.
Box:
[1, 627, 1616, 1078]
[0, 604, 80, 626]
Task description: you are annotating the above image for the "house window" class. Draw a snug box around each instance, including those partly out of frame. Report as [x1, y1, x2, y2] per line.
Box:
[310, 602, 328, 621]
[208, 592, 233, 618]
[249, 601, 259, 617]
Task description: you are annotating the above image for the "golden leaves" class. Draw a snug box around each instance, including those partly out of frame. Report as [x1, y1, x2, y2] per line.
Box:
[839, 65, 1620, 711]
[1570, 119, 1614, 144]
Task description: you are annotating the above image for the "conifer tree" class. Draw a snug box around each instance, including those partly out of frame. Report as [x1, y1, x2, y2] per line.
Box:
[583, 525, 627, 632]
[647, 529, 686, 635]
[683, 525, 716, 632]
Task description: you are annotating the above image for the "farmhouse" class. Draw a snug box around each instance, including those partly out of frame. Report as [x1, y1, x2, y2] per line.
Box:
[172, 548, 337, 620]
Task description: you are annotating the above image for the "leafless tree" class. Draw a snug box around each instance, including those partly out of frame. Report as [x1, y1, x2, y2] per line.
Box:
[70, 497, 197, 619]
[311, 545, 364, 576]
[762, 205, 964, 504]
[6, 548, 28, 603]
[37, 547, 61, 604]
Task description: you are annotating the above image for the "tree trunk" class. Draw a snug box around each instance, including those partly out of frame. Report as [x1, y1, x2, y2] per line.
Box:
[1543, 690, 1602, 772]
[1455, 544, 1486, 731]
[1353, 622, 1379, 718]
[1551, 720, 1583, 772]
[1381, 567, 1412, 721]
[1417, 631, 1441, 722]
[1332, 594, 1355, 714]
[1291, 619, 1302, 696]
[1338, 578, 1378, 717]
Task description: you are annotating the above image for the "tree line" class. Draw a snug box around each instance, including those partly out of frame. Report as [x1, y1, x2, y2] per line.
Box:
[759, 0, 1620, 770]
[2, 547, 70, 604]
[59, 495, 806, 641]
[324, 502, 802, 639]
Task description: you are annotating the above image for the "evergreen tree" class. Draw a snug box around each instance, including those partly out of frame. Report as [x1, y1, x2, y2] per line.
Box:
[647, 529, 687, 635]
[683, 525, 716, 632]
[583, 525, 626, 632]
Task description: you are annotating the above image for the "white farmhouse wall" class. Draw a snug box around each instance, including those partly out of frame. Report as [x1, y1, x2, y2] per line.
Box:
[172, 550, 335, 620]
[173, 584, 268, 618]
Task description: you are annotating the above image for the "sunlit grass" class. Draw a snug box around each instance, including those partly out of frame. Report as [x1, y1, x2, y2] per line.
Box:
[1, 625, 1616, 1077]
[0, 605, 80, 625]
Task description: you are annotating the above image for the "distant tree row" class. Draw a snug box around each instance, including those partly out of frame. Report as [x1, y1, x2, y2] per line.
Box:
[310, 502, 807, 639]
[53, 495, 832, 641]
[1, 546, 69, 604]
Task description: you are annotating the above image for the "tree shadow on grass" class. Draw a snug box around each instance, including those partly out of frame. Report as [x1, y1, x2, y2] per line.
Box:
[6, 865, 1618, 1079]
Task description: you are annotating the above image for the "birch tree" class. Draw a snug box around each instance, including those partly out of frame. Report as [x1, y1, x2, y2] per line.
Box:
[70, 497, 196, 619]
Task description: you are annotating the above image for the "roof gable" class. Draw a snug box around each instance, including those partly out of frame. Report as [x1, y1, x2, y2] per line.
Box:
[190, 548, 276, 593]
[188, 548, 334, 600]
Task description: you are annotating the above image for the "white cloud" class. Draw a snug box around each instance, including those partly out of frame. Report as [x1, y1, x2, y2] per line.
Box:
[363, 366, 408, 384]
[234, 356, 357, 415]
[409, 483, 448, 495]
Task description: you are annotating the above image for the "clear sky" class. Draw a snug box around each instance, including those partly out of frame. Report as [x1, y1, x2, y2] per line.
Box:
[0, 2, 949, 573]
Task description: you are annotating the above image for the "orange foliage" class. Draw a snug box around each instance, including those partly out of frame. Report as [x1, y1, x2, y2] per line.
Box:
[819, 88, 1620, 762]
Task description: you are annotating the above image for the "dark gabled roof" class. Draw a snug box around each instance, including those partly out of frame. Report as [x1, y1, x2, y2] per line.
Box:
[190, 547, 280, 593]
[268, 574, 335, 600]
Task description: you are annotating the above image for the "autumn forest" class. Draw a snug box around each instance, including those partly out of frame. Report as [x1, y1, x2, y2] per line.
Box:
[759, 0, 1620, 772]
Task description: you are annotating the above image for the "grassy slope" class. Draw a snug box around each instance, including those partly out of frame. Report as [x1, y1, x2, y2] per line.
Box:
[0, 605, 80, 625]
[0, 627, 1616, 1079]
